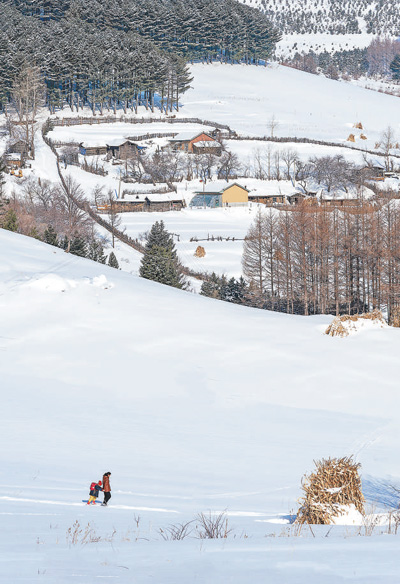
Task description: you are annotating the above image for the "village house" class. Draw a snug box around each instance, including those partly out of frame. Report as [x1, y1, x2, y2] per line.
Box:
[99, 191, 185, 213]
[286, 192, 309, 205]
[248, 192, 288, 205]
[191, 182, 249, 207]
[106, 139, 146, 159]
[4, 140, 29, 168]
[79, 142, 107, 156]
[4, 152, 23, 169]
[169, 131, 222, 156]
[7, 140, 29, 157]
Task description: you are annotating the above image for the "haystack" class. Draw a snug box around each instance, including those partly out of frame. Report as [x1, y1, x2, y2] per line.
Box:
[347, 134, 355, 142]
[325, 309, 386, 337]
[296, 456, 365, 525]
[354, 122, 363, 130]
[194, 245, 206, 258]
[360, 133, 367, 140]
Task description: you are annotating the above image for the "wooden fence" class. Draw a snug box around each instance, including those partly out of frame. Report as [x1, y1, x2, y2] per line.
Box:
[48, 115, 231, 132]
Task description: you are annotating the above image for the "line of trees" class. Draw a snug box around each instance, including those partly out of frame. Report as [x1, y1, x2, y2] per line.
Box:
[242, 200, 400, 320]
[0, 176, 119, 267]
[0, 0, 280, 113]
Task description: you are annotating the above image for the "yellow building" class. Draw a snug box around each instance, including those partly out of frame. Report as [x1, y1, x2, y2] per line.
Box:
[191, 182, 249, 207]
[221, 183, 249, 204]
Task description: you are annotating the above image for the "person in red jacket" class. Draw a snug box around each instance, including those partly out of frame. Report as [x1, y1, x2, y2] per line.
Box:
[102, 472, 111, 506]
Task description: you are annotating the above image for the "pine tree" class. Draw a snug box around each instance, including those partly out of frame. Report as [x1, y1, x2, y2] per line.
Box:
[88, 239, 107, 264]
[3, 209, 18, 232]
[29, 226, 41, 240]
[69, 234, 87, 257]
[223, 277, 248, 304]
[108, 251, 119, 269]
[200, 272, 222, 298]
[139, 220, 185, 288]
[44, 224, 58, 246]
[390, 53, 400, 80]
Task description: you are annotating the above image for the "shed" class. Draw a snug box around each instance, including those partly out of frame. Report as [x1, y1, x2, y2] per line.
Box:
[287, 192, 308, 205]
[4, 153, 22, 168]
[248, 192, 287, 205]
[79, 142, 107, 156]
[106, 140, 144, 159]
[109, 191, 185, 213]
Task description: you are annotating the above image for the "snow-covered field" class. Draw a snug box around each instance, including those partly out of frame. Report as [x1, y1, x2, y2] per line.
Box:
[2, 229, 400, 581]
[275, 33, 374, 59]
[118, 206, 260, 279]
[4, 61, 400, 582]
[181, 63, 400, 148]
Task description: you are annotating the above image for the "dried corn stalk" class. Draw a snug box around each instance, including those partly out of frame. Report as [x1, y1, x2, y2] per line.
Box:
[296, 456, 365, 525]
[325, 309, 385, 337]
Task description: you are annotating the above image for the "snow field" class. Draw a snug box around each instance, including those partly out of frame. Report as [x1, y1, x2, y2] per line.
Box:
[2, 229, 400, 581]
[3, 62, 400, 582]
[181, 63, 400, 149]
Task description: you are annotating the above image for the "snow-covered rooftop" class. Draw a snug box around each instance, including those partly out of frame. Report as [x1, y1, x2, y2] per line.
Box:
[170, 130, 213, 141]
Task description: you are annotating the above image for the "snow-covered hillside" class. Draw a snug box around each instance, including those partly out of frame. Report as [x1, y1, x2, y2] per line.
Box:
[240, 0, 400, 37]
[2, 228, 400, 581]
[179, 63, 400, 151]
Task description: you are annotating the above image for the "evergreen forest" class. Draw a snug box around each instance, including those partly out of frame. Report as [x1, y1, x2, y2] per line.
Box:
[0, 0, 280, 112]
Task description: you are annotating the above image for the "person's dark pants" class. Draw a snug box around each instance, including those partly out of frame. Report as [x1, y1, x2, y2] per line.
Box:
[103, 492, 111, 505]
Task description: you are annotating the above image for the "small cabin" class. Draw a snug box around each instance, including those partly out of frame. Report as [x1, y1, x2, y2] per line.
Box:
[248, 193, 287, 206]
[169, 132, 222, 155]
[4, 152, 22, 168]
[106, 140, 145, 159]
[8, 140, 29, 157]
[102, 192, 185, 213]
[79, 142, 107, 156]
[287, 192, 308, 205]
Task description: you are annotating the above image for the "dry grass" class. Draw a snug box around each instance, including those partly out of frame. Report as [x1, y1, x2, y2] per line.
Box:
[325, 309, 386, 337]
[296, 456, 365, 525]
[194, 245, 206, 258]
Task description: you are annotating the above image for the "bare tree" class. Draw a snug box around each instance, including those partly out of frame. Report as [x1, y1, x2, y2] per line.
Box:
[310, 155, 356, 195]
[57, 176, 90, 252]
[217, 151, 241, 181]
[281, 148, 299, 181]
[242, 208, 268, 294]
[11, 65, 45, 158]
[91, 184, 105, 209]
[367, 36, 400, 77]
[104, 189, 122, 248]
[380, 126, 397, 171]
[127, 150, 147, 182]
[267, 114, 279, 138]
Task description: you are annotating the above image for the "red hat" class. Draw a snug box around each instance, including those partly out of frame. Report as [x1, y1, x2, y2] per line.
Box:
[98, 481, 102, 485]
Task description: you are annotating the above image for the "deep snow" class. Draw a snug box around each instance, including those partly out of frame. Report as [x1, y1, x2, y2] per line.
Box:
[2, 229, 400, 582]
[3, 61, 400, 582]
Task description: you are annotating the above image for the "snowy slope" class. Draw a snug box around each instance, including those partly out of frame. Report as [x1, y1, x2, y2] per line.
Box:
[2, 228, 400, 581]
[240, 0, 400, 37]
[181, 63, 400, 148]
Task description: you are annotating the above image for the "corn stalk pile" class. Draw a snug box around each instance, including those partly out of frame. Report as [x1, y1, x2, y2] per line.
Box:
[325, 309, 386, 337]
[296, 456, 365, 525]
